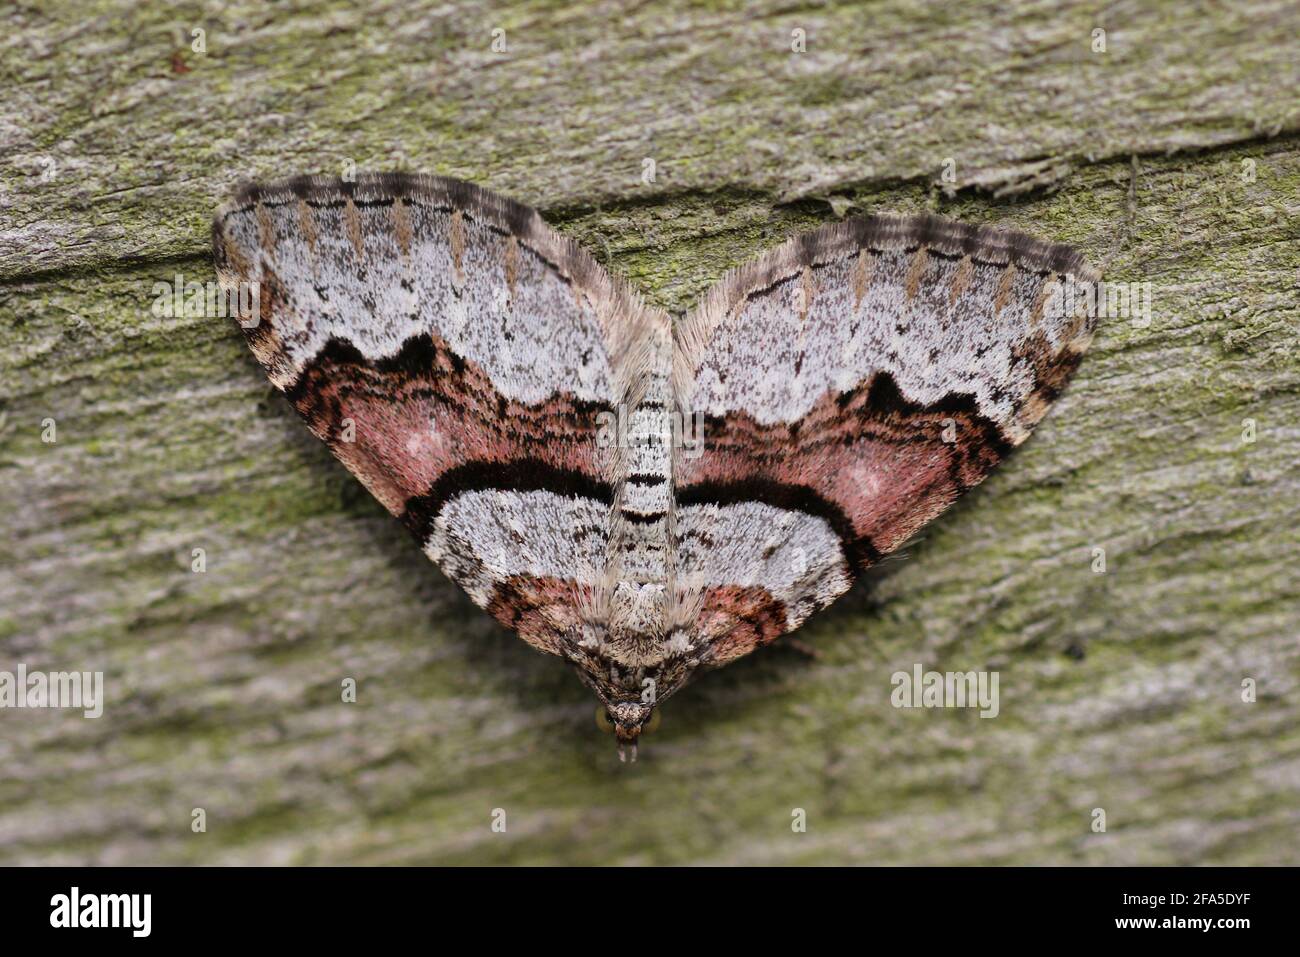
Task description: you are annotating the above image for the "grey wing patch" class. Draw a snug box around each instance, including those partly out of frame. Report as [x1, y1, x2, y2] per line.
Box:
[429, 488, 610, 602]
[212, 172, 665, 405]
[676, 502, 853, 631]
[674, 213, 1101, 441]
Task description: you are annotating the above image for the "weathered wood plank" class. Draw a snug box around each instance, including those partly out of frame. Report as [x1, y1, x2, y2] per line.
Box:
[0, 0, 1297, 865]
[2, 0, 1297, 278]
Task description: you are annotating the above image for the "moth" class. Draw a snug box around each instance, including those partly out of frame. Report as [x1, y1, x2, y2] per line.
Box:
[213, 173, 1098, 760]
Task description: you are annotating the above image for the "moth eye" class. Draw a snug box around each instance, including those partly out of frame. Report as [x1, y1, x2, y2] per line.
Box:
[595, 707, 615, 733]
[644, 709, 662, 734]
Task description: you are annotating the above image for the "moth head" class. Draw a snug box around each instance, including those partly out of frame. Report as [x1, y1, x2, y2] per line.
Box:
[595, 700, 660, 762]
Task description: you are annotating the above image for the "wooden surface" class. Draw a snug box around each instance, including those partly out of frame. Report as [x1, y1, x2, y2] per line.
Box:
[1, 0, 1297, 864]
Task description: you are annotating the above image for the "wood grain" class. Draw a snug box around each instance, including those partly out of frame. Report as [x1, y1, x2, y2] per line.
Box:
[1, 0, 1297, 864]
